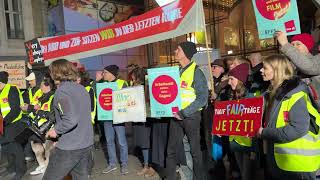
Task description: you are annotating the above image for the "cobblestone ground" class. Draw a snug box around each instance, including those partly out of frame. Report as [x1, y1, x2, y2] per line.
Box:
[2, 148, 160, 180]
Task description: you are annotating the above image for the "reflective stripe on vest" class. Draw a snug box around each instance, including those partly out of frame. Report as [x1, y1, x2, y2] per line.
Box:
[180, 62, 197, 110]
[38, 95, 54, 126]
[0, 84, 23, 123]
[85, 86, 96, 124]
[274, 91, 320, 172]
[28, 88, 43, 106]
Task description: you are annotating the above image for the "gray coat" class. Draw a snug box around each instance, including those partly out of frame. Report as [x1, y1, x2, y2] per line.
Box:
[262, 77, 316, 179]
[53, 81, 94, 150]
[281, 43, 320, 76]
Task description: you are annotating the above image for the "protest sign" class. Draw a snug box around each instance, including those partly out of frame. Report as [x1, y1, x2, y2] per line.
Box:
[25, 0, 205, 64]
[113, 85, 146, 124]
[96, 82, 118, 120]
[252, 0, 300, 39]
[148, 66, 181, 117]
[0, 61, 26, 89]
[212, 97, 264, 137]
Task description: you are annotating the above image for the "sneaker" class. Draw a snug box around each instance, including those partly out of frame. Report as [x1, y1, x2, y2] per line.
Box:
[30, 166, 46, 175]
[102, 165, 117, 174]
[120, 166, 129, 175]
[137, 166, 149, 176]
[25, 156, 34, 162]
[145, 167, 156, 177]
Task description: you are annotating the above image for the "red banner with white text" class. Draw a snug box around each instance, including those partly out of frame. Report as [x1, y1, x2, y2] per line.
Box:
[212, 97, 264, 137]
[25, 0, 205, 64]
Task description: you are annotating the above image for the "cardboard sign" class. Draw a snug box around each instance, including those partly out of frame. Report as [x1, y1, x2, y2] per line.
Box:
[96, 82, 118, 120]
[25, 0, 205, 63]
[113, 85, 146, 124]
[147, 66, 181, 117]
[0, 61, 26, 89]
[252, 0, 301, 39]
[212, 97, 264, 137]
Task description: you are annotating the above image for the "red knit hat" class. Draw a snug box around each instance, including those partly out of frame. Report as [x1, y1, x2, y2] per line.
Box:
[291, 33, 315, 52]
[229, 63, 250, 84]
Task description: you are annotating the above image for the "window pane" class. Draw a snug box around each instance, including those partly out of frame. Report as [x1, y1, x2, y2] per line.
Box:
[12, 0, 19, 11]
[5, 13, 11, 38]
[4, 0, 8, 10]
[13, 14, 24, 39]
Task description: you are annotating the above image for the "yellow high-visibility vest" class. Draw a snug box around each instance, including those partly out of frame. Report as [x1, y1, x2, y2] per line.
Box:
[37, 95, 54, 126]
[116, 79, 127, 90]
[85, 86, 96, 124]
[28, 88, 43, 106]
[274, 91, 320, 172]
[180, 62, 199, 110]
[0, 84, 23, 123]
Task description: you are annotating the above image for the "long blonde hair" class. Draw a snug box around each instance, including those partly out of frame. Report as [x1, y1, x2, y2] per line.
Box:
[263, 55, 294, 97]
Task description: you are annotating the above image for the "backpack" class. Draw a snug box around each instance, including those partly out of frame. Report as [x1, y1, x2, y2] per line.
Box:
[303, 75, 320, 112]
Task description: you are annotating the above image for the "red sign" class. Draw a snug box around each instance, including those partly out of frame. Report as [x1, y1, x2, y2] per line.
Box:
[25, 0, 205, 63]
[151, 75, 178, 105]
[255, 0, 290, 20]
[212, 97, 264, 137]
[98, 88, 113, 111]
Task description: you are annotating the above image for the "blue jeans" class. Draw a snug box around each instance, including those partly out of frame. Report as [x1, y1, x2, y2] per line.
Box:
[104, 121, 128, 167]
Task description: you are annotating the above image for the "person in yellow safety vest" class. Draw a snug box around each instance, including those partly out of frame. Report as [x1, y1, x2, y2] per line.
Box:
[21, 72, 44, 117]
[28, 77, 55, 176]
[257, 55, 320, 179]
[165, 42, 208, 180]
[0, 71, 27, 179]
[21, 71, 45, 161]
[77, 71, 96, 124]
[227, 62, 257, 180]
[100, 65, 130, 175]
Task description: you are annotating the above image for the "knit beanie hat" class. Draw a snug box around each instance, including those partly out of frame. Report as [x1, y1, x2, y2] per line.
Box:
[179, 42, 197, 60]
[0, 71, 9, 84]
[104, 65, 119, 77]
[229, 63, 250, 84]
[211, 59, 226, 70]
[291, 33, 315, 52]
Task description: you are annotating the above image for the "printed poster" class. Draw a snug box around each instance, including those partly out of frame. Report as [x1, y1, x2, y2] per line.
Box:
[25, 0, 205, 63]
[252, 0, 301, 39]
[96, 82, 118, 120]
[147, 66, 181, 117]
[0, 61, 26, 89]
[113, 85, 146, 124]
[212, 97, 264, 137]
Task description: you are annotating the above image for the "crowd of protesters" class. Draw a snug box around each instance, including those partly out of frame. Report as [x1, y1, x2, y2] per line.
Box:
[0, 30, 319, 180]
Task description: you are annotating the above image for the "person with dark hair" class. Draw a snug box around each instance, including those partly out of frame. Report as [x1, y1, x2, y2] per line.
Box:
[101, 65, 130, 175]
[165, 42, 208, 180]
[21, 71, 45, 161]
[42, 59, 93, 180]
[0, 71, 27, 179]
[131, 67, 156, 177]
[28, 77, 55, 176]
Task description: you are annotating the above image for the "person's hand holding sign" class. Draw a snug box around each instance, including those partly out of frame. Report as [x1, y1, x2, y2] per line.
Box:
[256, 127, 264, 138]
[173, 112, 183, 120]
[274, 31, 289, 46]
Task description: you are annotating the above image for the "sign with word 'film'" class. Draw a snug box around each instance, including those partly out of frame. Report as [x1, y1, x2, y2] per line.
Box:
[212, 97, 264, 137]
[252, 0, 301, 39]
